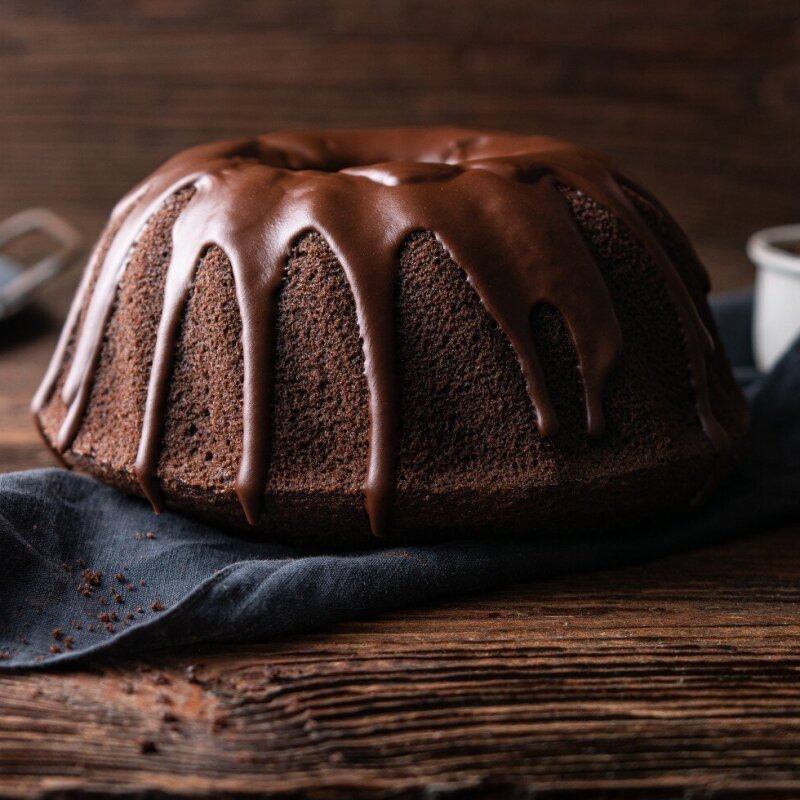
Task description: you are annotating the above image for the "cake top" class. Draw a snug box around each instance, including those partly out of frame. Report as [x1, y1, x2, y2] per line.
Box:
[36, 128, 729, 536]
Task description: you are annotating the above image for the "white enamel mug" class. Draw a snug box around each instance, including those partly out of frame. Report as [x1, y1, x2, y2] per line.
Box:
[746, 224, 800, 372]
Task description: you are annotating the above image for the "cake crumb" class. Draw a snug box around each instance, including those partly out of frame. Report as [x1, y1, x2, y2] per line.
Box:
[78, 568, 103, 598]
[83, 569, 102, 584]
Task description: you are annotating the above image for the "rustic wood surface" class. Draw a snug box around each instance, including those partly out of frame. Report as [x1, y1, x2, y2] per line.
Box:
[2, 533, 800, 800]
[2, 2, 800, 797]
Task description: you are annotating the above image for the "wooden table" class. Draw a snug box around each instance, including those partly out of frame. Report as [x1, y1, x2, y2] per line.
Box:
[0, 271, 798, 799]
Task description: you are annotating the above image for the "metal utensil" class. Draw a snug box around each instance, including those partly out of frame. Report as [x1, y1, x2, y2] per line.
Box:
[0, 208, 82, 320]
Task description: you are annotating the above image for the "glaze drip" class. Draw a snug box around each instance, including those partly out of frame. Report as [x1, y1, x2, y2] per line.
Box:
[33, 128, 730, 536]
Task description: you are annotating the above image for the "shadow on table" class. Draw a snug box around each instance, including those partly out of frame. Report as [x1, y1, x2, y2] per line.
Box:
[0, 304, 58, 353]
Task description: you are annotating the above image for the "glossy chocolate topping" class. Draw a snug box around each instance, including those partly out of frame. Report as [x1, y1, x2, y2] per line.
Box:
[33, 127, 730, 536]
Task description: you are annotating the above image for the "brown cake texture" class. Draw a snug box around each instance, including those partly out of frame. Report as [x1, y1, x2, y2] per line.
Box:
[32, 128, 748, 547]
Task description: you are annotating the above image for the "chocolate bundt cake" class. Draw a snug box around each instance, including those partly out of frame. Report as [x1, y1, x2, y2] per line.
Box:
[33, 128, 748, 546]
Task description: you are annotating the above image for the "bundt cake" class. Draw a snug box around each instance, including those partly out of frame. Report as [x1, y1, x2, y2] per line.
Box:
[32, 128, 748, 546]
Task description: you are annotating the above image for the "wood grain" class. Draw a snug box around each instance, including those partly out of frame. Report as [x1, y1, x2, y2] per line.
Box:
[1, 1, 799, 292]
[1, 530, 800, 799]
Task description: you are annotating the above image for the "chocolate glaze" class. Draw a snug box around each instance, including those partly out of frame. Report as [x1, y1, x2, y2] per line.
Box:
[32, 128, 730, 536]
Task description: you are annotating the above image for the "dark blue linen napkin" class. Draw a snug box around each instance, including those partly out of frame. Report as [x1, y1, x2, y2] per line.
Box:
[1, 294, 798, 669]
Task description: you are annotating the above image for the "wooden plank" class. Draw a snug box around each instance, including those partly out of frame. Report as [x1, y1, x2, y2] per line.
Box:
[1, 527, 800, 798]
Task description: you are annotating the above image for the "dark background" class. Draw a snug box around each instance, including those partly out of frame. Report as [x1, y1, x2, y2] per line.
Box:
[2, 0, 799, 290]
